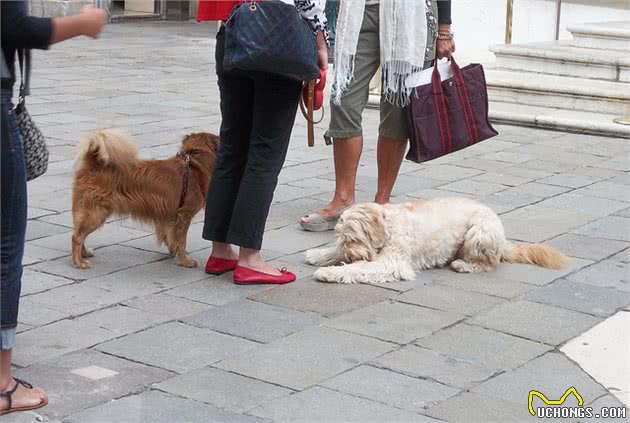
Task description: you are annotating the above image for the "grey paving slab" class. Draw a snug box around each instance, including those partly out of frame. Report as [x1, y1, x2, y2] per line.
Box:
[424, 392, 536, 423]
[572, 215, 630, 242]
[504, 181, 572, 198]
[14, 320, 116, 367]
[216, 326, 394, 390]
[96, 322, 257, 374]
[536, 193, 629, 218]
[262, 225, 333, 255]
[471, 352, 608, 406]
[321, 365, 460, 412]
[439, 179, 509, 196]
[156, 367, 293, 413]
[82, 260, 209, 299]
[452, 157, 513, 172]
[548, 234, 629, 261]
[25, 220, 72, 241]
[574, 181, 630, 202]
[183, 299, 322, 343]
[565, 260, 630, 292]
[29, 222, 150, 252]
[165, 276, 271, 307]
[250, 386, 436, 422]
[17, 297, 70, 327]
[611, 248, 630, 263]
[471, 171, 535, 187]
[501, 205, 596, 242]
[324, 301, 463, 344]
[487, 257, 592, 286]
[397, 284, 506, 316]
[616, 207, 630, 218]
[404, 164, 483, 182]
[122, 293, 213, 320]
[248, 277, 393, 317]
[31, 245, 165, 280]
[538, 173, 601, 188]
[416, 324, 552, 373]
[14, 349, 173, 419]
[75, 305, 168, 336]
[23, 242, 69, 262]
[431, 269, 538, 298]
[525, 279, 630, 317]
[371, 345, 496, 389]
[265, 196, 327, 230]
[20, 268, 75, 295]
[65, 390, 264, 423]
[480, 189, 542, 214]
[468, 300, 602, 346]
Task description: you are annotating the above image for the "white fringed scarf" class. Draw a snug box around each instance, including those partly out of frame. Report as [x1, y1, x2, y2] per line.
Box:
[333, 0, 427, 107]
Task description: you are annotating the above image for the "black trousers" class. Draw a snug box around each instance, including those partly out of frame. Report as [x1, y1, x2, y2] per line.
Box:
[203, 27, 302, 250]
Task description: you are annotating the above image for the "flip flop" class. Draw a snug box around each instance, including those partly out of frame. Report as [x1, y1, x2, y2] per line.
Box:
[299, 206, 351, 232]
[0, 378, 48, 416]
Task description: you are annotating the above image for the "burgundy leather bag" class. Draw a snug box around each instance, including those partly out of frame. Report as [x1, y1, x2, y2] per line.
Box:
[406, 57, 498, 163]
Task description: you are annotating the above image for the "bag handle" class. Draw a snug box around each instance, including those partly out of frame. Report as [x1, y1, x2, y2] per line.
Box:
[17, 49, 31, 106]
[300, 70, 326, 147]
[431, 57, 479, 146]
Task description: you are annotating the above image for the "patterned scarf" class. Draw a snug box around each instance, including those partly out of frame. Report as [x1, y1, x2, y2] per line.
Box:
[333, 0, 427, 107]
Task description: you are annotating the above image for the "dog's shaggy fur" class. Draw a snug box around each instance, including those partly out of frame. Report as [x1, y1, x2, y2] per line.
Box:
[72, 129, 219, 269]
[306, 197, 568, 284]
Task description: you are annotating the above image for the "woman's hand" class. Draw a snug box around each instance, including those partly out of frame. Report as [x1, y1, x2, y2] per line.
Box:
[79, 5, 107, 39]
[316, 31, 328, 71]
[436, 24, 455, 59]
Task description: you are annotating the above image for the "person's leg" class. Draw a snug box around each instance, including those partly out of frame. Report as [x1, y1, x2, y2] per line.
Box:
[310, 4, 381, 218]
[374, 60, 433, 204]
[227, 74, 302, 274]
[0, 94, 47, 413]
[202, 27, 254, 261]
[374, 135, 407, 204]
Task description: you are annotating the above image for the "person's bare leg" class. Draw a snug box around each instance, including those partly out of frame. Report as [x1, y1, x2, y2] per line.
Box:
[238, 247, 280, 276]
[0, 350, 48, 413]
[211, 241, 238, 260]
[375, 135, 407, 204]
[309, 135, 363, 219]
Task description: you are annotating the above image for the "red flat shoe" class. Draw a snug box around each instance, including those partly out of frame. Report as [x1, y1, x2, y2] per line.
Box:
[205, 256, 238, 275]
[233, 266, 296, 285]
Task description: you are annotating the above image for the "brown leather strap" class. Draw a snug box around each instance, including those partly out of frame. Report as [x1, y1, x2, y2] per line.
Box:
[299, 81, 324, 147]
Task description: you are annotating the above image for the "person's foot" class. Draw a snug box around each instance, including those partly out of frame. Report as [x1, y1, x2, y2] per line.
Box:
[211, 244, 238, 261]
[316, 197, 354, 218]
[0, 378, 48, 415]
[238, 256, 282, 276]
[299, 197, 354, 232]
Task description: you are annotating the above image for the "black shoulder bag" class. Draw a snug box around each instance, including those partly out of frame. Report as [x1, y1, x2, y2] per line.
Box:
[223, 0, 320, 81]
[16, 49, 48, 181]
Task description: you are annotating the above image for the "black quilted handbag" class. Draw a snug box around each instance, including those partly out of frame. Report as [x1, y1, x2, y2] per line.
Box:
[223, 0, 319, 81]
[16, 50, 48, 181]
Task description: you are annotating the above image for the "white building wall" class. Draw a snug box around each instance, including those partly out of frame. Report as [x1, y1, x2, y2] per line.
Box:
[453, 0, 630, 64]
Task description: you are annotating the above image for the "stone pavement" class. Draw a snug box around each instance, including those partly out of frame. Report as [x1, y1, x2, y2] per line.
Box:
[6, 22, 630, 423]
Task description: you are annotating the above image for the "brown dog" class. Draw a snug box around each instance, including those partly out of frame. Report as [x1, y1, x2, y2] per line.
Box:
[71, 129, 219, 269]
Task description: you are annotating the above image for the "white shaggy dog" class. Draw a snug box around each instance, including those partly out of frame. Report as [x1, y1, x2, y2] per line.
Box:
[305, 197, 567, 284]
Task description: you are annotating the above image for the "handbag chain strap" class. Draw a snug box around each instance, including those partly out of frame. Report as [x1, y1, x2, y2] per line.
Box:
[17, 49, 31, 106]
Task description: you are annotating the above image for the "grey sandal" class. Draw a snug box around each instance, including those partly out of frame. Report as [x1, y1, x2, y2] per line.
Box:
[299, 206, 351, 232]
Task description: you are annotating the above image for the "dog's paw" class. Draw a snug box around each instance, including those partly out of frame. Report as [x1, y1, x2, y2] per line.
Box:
[82, 248, 95, 258]
[450, 259, 473, 273]
[73, 259, 92, 270]
[313, 267, 338, 283]
[178, 258, 198, 268]
[304, 249, 321, 266]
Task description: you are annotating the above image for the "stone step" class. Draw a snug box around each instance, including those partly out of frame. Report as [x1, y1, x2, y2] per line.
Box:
[486, 69, 630, 115]
[490, 41, 630, 82]
[568, 21, 630, 52]
[489, 102, 630, 139]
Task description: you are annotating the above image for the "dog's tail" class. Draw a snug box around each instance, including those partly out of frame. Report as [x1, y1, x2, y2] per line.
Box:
[76, 129, 138, 170]
[502, 242, 568, 269]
